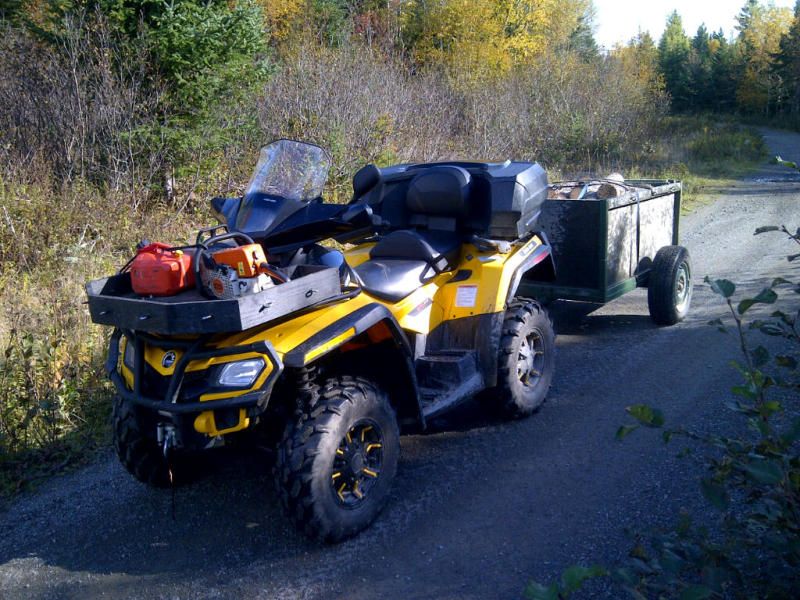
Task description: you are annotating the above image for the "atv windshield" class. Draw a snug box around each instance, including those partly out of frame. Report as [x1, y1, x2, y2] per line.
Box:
[245, 140, 330, 202]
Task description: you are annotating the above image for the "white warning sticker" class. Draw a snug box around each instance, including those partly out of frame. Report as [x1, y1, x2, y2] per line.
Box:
[455, 285, 478, 308]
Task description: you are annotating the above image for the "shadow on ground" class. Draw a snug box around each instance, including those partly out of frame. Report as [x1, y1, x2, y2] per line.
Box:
[0, 295, 664, 585]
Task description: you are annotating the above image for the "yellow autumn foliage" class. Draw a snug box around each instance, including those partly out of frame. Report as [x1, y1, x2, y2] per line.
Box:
[611, 33, 663, 94]
[736, 4, 793, 113]
[257, 0, 305, 42]
[402, 0, 590, 83]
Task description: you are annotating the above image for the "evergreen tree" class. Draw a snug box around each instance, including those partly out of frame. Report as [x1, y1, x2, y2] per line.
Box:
[775, 0, 800, 115]
[567, 13, 599, 61]
[27, 0, 271, 183]
[658, 11, 692, 111]
[692, 23, 710, 55]
[710, 34, 739, 112]
[689, 24, 713, 110]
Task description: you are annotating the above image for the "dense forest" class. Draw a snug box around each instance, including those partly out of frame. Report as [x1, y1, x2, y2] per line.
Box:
[2, 0, 798, 200]
[653, 1, 800, 119]
[0, 0, 796, 479]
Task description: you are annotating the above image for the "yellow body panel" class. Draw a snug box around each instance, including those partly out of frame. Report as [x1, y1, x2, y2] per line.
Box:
[342, 243, 374, 268]
[193, 409, 250, 436]
[125, 234, 544, 436]
[434, 236, 542, 321]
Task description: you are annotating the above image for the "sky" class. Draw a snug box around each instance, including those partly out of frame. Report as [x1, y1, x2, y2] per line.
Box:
[593, 0, 797, 49]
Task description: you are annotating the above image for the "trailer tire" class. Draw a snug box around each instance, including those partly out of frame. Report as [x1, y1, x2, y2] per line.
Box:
[489, 298, 556, 419]
[112, 396, 191, 488]
[648, 245, 692, 326]
[274, 376, 399, 543]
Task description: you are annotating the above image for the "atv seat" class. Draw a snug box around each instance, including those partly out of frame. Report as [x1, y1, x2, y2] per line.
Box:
[354, 166, 470, 302]
[355, 230, 461, 301]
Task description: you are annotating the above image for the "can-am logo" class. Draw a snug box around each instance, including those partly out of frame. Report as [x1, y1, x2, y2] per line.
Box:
[162, 351, 177, 369]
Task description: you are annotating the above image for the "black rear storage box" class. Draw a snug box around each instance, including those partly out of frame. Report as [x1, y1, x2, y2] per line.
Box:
[478, 161, 548, 239]
[374, 160, 548, 240]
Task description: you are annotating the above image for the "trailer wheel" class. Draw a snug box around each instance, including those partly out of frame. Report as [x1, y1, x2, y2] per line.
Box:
[489, 298, 556, 419]
[274, 376, 399, 543]
[648, 245, 692, 326]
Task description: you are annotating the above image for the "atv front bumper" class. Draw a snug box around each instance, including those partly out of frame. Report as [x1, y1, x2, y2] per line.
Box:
[106, 329, 283, 437]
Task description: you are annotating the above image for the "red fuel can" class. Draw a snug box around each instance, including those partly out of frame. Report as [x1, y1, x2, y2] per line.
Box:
[130, 243, 195, 296]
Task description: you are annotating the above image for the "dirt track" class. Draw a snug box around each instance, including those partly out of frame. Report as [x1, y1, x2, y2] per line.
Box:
[1, 128, 799, 600]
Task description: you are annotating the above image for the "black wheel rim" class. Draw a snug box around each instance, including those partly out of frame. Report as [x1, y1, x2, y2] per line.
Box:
[330, 419, 384, 509]
[517, 328, 545, 390]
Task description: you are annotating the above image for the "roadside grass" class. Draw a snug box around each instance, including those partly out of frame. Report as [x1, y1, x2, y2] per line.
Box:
[554, 116, 768, 213]
[0, 178, 206, 501]
[629, 116, 768, 213]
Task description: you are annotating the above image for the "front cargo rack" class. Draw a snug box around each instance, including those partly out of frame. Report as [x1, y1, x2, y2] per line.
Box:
[86, 264, 345, 335]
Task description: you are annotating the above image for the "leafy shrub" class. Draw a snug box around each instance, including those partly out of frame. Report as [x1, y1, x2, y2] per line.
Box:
[0, 177, 204, 495]
[259, 42, 667, 202]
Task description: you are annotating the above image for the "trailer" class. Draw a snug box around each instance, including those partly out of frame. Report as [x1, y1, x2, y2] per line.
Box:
[520, 179, 691, 324]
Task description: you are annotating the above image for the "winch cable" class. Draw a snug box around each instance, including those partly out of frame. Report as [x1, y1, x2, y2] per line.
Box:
[163, 431, 177, 521]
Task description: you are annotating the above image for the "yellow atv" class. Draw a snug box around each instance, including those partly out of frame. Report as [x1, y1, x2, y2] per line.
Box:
[87, 140, 558, 542]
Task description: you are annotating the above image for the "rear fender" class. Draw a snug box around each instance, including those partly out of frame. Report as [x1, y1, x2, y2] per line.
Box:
[507, 235, 555, 303]
[476, 236, 554, 388]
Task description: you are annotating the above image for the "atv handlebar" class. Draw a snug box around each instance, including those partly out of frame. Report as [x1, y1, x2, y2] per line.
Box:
[195, 226, 255, 249]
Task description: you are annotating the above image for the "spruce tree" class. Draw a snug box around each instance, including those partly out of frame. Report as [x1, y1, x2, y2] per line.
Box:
[775, 0, 800, 115]
[710, 32, 739, 112]
[658, 11, 693, 111]
[690, 24, 713, 111]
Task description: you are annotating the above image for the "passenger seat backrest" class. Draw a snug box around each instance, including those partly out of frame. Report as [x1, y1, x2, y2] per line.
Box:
[405, 166, 471, 232]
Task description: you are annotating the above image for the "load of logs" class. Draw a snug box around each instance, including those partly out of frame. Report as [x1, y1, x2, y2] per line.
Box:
[547, 172, 630, 200]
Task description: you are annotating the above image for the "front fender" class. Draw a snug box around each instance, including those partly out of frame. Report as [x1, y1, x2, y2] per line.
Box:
[283, 303, 411, 368]
[283, 303, 424, 430]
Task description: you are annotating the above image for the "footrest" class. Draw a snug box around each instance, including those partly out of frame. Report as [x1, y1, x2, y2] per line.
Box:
[415, 350, 478, 390]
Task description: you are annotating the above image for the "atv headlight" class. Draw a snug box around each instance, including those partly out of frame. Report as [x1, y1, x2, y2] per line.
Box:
[123, 338, 136, 370]
[217, 358, 265, 388]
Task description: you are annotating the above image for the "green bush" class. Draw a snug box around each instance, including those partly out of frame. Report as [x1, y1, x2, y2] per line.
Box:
[0, 177, 204, 496]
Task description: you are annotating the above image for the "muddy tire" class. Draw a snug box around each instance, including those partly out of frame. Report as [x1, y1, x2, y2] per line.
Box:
[112, 396, 180, 488]
[274, 376, 399, 543]
[648, 245, 692, 326]
[490, 298, 556, 419]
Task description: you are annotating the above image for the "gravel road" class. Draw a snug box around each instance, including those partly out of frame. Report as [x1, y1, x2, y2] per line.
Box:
[2, 129, 799, 600]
